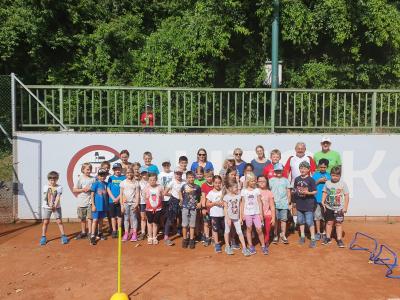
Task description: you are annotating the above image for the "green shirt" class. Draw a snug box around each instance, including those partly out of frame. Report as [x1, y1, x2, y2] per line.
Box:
[194, 178, 206, 187]
[314, 150, 341, 172]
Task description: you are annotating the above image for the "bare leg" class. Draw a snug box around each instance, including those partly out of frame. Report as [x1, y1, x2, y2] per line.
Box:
[280, 221, 287, 237]
[246, 227, 253, 247]
[80, 221, 86, 234]
[326, 221, 334, 238]
[56, 219, 65, 235]
[300, 224, 305, 237]
[256, 227, 265, 247]
[111, 217, 117, 232]
[87, 218, 92, 235]
[41, 219, 49, 236]
[189, 227, 195, 240]
[336, 223, 343, 240]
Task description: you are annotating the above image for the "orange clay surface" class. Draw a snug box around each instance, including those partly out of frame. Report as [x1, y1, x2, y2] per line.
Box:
[0, 221, 400, 300]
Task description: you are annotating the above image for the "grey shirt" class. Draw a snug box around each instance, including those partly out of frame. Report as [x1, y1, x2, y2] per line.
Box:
[323, 180, 349, 211]
[223, 194, 241, 219]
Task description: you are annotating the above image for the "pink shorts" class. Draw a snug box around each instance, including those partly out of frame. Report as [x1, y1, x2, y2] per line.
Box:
[245, 214, 262, 229]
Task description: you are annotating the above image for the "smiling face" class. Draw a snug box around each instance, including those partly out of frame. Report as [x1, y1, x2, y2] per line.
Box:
[228, 183, 238, 195]
[113, 167, 122, 176]
[126, 169, 134, 180]
[120, 153, 129, 164]
[256, 146, 265, 159]
[213, 178, 222, 190]
[143, 154, 152, 166]
[179, 160, 188, 170]
[205, 173, 213, 184]
[234, 150, 243, 162]
[257, 177, 267, 189]
[197, 150, 207, 162]
[271, 153, 281, 164]
[149, 175, 157, 186]
[321, 141, 331, 152]
[228, 170, 237, 180]
[299, 166, 309, 177]
[186, 173, 195, 185]
[82, 165, 92, 176]
[295, 144, 306, 157]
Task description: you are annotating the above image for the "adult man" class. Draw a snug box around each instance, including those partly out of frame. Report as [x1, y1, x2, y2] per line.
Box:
[313, 137, 342, 172]
[284, 142, 316, 185]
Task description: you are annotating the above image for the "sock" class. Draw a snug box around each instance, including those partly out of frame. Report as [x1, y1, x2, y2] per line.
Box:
[300, 233, 305, 238]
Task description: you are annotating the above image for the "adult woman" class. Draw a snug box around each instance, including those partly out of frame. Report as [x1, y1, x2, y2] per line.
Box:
[233, 147, 247, 177]
[251, 145, 271, 177]
[119, 149, 132, 175]
[190, 148, 214, 172]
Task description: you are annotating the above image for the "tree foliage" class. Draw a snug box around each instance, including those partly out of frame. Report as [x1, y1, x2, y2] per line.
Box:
[1, 0, 400, 88]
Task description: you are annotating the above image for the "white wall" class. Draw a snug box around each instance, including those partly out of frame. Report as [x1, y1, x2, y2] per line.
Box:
[16, 132, 400, 218]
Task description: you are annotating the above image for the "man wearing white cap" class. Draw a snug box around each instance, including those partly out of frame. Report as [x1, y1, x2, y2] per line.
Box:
[313, 137, 342, 172]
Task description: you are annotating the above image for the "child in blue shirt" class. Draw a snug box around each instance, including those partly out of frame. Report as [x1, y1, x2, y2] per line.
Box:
[312, 158, 331, 241]
[90, 168, 109, 245]
[143, 151, 159, 174]
[107, 163, 126, 238]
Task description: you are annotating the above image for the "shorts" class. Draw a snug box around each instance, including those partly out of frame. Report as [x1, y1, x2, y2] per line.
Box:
[77, 206, 92, 221]
[314, 204, 324, 221]
[225, 218, 243, 235]
[42, 207, 62, 220]
[245, 214, 262, 229]
[166, 197, 180, 220]
[162, 201, 169, 212]
[146, 210, 162, 224]
[140, 204, 146, 213]
[108, 203, 122, 218]
[211, 216, 225, 233]
[202, 210, 211, 223]
[324, 208, 344, 223]
[297, 210, 314, 227]
[92, 211, 106, 220]
[182, 208, 197, 228]
[275, 209, 288, 221]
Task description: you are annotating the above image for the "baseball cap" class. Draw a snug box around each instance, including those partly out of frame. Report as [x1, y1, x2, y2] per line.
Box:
[98, 168, 109, 176]
[274, 163, 284, 171]
[174, 167, 183, 173]
[162, 160, 171, 166]
[321, 136, 331, 143]
[299, 161, 311, 169]
[112, 162, 122, 169]
[139, 166, 148, 173]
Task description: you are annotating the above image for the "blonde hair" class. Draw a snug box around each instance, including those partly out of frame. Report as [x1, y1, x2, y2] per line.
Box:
[81, 163, 92, 173]
[222, 159, 229, 169]
[270, 149, 281, 158]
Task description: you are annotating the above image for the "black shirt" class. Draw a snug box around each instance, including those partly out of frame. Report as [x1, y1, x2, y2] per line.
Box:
[293, 175, 317, 212]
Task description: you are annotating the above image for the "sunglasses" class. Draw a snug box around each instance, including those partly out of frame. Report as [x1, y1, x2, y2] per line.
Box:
[234, 153, 242, 156]
[198, 153, 206, 156]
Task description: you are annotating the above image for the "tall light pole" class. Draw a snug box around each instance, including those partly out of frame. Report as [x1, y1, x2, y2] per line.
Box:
[270, 0, 279, 133]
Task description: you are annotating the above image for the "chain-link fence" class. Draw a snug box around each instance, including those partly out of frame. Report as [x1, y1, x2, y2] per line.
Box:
[0, 75, 11, 153]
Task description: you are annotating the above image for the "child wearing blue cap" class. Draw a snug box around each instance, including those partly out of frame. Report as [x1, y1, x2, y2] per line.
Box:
[107, 162, 126, 238]
[269, 163, 291, 244]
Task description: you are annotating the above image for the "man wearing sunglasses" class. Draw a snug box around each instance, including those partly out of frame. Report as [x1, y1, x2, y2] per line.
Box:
[313, 137, 342, 172]
[233, 148, 247, 177]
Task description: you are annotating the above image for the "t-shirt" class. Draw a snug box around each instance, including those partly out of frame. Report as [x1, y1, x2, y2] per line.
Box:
[143, 164, 159, 175]
[190, 161, 214, 172]
[223, 194, 241, 219]
[312, 171, 332, 204]
[91, 180, 108, 212]
[159, 171, 174, 201]
[293, 175, 317, 212]
[167, 179, 185, 199]
[42, 184, 63, 209]
[181, 183, 201, 210]
[144, 185, 163, 212]
[236, 161, 247, 177]
[107, 175, 126, 203]
[260, 189, 274, 216]
[314, 150, 342, 172]
[74, 175, 96, 207]
[120, 162, 132, 176]
[241, 188, 261, 216]
[140, 112, 154, 126]
[201, 182, 214, 197]
[120, 179, 139, 205]
[251, 159, 271, 177]
[284, 155, 316, 185]
[194, 178, 206, 187]
[269, 177, 290, 209]
[263, 163, 286, 179]
[207, 189, 224, 217]
[139, 180, 149, 205]
[323, 180, 349, 211]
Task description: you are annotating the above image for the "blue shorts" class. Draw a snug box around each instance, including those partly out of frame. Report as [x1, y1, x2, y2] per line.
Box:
[140, 204, 146, 213]
[275, 209, 288, 221]
[297, 210, 314, 227]
[92, 211, 106, 220]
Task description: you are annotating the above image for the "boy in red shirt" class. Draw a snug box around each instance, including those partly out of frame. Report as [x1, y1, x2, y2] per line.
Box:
[140, 105, 154, 132]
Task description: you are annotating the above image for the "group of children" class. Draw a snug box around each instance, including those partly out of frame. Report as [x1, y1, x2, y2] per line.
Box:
[40, 149, 350, 256]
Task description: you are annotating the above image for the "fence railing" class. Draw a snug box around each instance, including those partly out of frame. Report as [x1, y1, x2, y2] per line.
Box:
[14, 83, 400, 133]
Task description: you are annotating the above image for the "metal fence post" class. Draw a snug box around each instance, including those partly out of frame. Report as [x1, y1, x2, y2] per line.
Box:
[167, 90, 172, 133]
[10, 73, 17, 222]
[59, 87, 63, 129]
[372, 91, 377, 133]
[271, 90, 276, 133]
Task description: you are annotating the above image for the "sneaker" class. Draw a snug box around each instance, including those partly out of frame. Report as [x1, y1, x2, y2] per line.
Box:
[215, 243, 222, 253]
[203, 237, 211, 247]
[153, 238, 159, 245]
[189, 239, 195, 249]
[111, 231, 118, 239]
[249, 246, 256, 255]
[137, 233, 145, 241]
[315, 233, 321, 241]
[130, 232, 138, 242]
[74, 232, 87, 240]
[261, 246, 269, 255]
[182, 238, 189, 248]
[61, 235, 69, 245]
[231, 243, 241, 250]
[272, 236, 279, 244]
[90, 235, 97, 245]
[122, 232, 129, 242]
[322, 237, 332, 245]
[147, 237, 153, 245]
[39, 236, 47, 246]
[242, 248, 251, 257]
[164, 239, 174, 246]
[309, 239, 317, 248]
[337, 239, 345, 248]
[225, 245, 234, 255]
[298, 237, 306, 245]
[280, 235, 289, 244]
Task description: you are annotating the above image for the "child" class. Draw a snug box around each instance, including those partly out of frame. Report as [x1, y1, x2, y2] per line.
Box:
[120, 167, 140, 242]
[263, 149, 282, 179]
[312, 159, 331, 241]
[178, 156, 189, 180]
[206, 175, 225, 253]
[163, 167, 185, 246]
[100, 160, 111, 233]
[269, 163, 291, 244]
[140, 104, 154, 132]
[73, 163, 96, 240]
[107, 163, 126, 238]
[90, 168, 109, 245]
[180, 171, 202, 249]
[219, 155, 236, 178]
[119, 149, 132, 176]
[132, 162, 141, 181]
[143, 173, 164, 244]
[225, 167, 240, 187]
[40, 171, 68, 246]
[257, 176, 276, 245]
[293, 161, 317, 248]
[200, 170, 214, 246]
[194, 166, 206, 187]
[159, 160, 174, 228]
[138, 168, 149, 240]
[143, 151, 159, 174]
[240, 173, 268, 255]
[322, 166, 349, 248]
[223, 181, 251, 256]
[239, 163, 254, 189]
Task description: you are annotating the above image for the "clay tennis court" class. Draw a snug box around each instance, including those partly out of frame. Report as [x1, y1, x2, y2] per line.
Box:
[1, 221, 399, 299]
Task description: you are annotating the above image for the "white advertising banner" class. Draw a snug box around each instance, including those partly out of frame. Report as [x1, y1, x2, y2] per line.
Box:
[15, 132, 400, 219]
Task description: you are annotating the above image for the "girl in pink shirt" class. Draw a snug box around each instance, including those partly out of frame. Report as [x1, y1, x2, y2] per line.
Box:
[257, 176, 276, 245]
